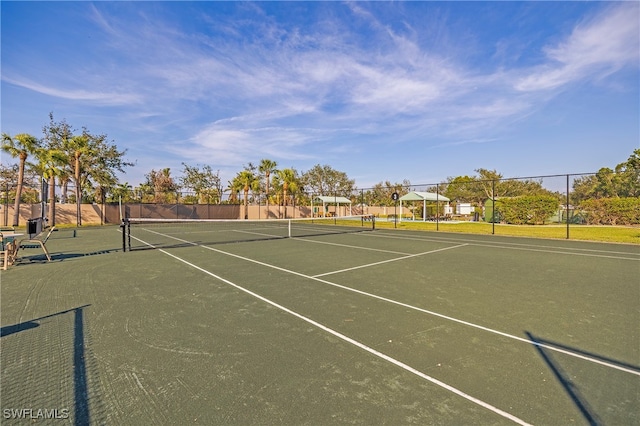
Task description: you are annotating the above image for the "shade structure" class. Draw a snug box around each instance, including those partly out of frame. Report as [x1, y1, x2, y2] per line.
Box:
[313, 196, 352, 216]
[398, 191, 450, 221]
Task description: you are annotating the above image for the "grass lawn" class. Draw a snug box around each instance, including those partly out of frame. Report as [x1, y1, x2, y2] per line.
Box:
[374, 219, 640, 244]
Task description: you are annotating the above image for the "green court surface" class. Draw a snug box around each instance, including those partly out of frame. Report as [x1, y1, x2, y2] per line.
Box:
[1, 224, 638, 425]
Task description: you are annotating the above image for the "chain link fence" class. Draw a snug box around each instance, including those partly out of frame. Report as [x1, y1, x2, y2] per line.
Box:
[3, 172, 639, 240]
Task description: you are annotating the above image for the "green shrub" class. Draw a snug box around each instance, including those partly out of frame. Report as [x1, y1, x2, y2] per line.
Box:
[496, 195, 559, 225]
[580, 197, 640, 225]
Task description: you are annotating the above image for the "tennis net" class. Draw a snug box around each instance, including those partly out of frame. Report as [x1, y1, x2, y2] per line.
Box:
[122, 215, 375, 251]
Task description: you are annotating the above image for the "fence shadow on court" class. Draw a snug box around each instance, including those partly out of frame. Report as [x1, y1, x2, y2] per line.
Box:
[1, 305, 104, 425]
[128, 235, 285, 251]
[524, 331, 640, 426]
[16, 248, 122, 265]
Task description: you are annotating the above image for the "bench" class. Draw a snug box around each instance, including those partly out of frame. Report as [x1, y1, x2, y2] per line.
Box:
[17, 226, 56, 262]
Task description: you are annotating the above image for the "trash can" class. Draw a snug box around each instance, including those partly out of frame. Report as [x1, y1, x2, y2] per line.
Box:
[27, 218, 43, 238]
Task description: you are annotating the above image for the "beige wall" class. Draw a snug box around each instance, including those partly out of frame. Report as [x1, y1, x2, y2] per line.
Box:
[2, 203, 105, 227]
[2, 203, 394, 226]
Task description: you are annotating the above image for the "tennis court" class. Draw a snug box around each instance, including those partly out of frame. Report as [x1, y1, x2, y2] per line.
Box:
[1, 219, 638, 425]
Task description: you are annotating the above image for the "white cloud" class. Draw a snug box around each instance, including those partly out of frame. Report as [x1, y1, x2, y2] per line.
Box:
[177, 118, 328, 170]
[515, 3, 639, 92]
[82, 3, 638, 155]
[2, 75, 141, 105]
[7, 1, 636, 183]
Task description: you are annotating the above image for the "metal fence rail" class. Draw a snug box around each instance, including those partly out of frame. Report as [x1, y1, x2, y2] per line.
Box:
[3, 172, 639, 241]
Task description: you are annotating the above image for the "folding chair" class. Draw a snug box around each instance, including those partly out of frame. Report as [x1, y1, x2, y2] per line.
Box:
[17, 226, 56, 262]
[1, 231, 19, 270]
[0, 249, 8, 271]
[0, 233, 7, 270]
[0, 227, 15, 252]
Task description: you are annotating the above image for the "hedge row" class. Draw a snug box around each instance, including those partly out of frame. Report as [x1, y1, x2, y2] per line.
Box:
[495, 195, 559, 225]
[579, 197, 640, 225]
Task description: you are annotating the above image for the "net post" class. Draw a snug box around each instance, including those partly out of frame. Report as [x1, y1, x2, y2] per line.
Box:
[120, 219, 127, 252]
[288, 218, 292, 238]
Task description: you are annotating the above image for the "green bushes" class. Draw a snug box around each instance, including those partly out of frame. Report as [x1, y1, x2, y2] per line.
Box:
[580, 197, 640, 225]
[495, 195, 559, 225]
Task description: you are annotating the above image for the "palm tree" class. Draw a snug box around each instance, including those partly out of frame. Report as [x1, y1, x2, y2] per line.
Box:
[64, 134, 95, 226]
[109, 182, 134, 203]
[1, 133, 42, 226]
[231, 170, 260, 219]
[34, 147, 67, 227]
[273, 168, 301, 218]
[258, 159, 278, 207]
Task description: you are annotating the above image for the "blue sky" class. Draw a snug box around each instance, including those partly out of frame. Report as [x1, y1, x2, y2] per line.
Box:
[2, 1, 639, 189]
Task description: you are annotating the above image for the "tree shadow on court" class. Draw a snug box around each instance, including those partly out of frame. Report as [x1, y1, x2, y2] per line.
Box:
[525, 331, 640, 426]
[1, 305, 101, 425]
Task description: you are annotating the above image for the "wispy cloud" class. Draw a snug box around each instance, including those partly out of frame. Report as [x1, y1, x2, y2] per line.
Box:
[515, 3, 639, 92]
[2, 76, 141, 105]
[3, 1, 637, 184]
[177, 121, 323, 173]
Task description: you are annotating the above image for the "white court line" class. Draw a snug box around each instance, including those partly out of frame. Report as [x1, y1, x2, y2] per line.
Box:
[312, 244, 468, 278]
[296, 238, 413, 256]
[366, 232, 640, 261]
[130, 232, 531, 425]
[136, 228, 640, 376]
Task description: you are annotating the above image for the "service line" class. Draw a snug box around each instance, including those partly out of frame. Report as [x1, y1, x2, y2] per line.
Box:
[312, 243, 468, 278]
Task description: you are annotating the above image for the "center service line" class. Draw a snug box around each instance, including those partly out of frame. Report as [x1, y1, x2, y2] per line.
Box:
[312, 244, 468, 278]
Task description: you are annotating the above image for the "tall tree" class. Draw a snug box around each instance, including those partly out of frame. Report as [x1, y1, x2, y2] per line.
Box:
[1, 133, 42, 226]
[86, 130, 133, 197]
[146, 168, 179, 203]
[302, 164, 355, 196]
[363, 180, 411, 206]
[180, 163, 222, 204]
[258, 159, 278, 206]
[43, 114, 131, 224]
[572, 149, 640, 202]
[65, 133, 94, 225]
[272, 168, 302, 217]
[443, 175, 486, 206]
[443, 169, 548, 207]
[42, 113, 75, 203]
[34, 146, 67, 227]
[64, 129, 132, 224]
[230, 169, 260, 219]
[108, 182, 134, 203]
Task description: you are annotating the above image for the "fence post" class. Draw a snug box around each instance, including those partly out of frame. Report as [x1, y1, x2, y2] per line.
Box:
[492, 180, 496, 235]
[436, 184, 440, 231]
[566, 174, 570, 239]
